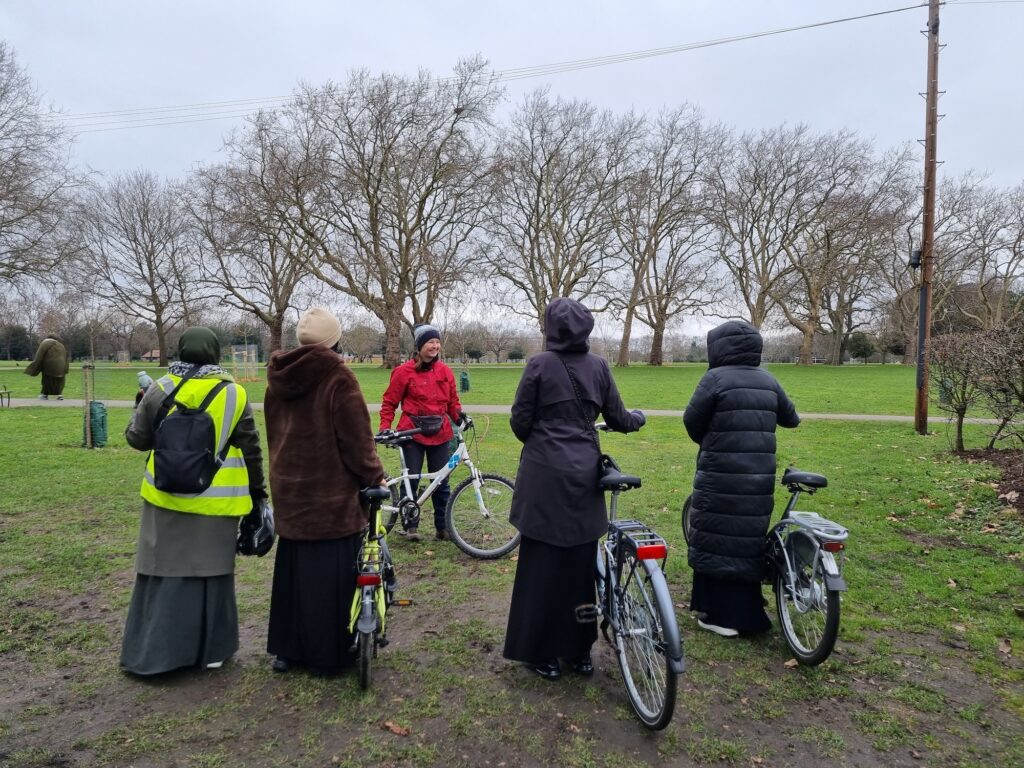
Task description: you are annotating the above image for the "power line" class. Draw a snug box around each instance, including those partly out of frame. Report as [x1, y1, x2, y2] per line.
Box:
[61, 3, 936, 134]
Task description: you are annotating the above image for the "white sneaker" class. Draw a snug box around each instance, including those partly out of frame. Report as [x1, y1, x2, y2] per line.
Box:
[205, 660, 224, 669]
[698, 619, 739, 638]
[38, 394, 48, 400]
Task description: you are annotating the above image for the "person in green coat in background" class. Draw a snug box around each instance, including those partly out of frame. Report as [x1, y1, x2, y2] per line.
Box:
[24, 335, 70, 400]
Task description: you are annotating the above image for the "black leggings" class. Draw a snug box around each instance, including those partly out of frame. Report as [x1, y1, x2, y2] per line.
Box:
[400, 441, 452, 531]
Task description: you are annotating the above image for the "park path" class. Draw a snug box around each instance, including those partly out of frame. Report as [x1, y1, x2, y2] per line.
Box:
[5, 397, 1002, 424]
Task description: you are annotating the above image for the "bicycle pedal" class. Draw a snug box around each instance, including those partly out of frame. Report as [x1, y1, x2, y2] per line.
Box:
[392, 598, 414, 607]
[575, 604, 600, 623]
[378, 636, 390, 648]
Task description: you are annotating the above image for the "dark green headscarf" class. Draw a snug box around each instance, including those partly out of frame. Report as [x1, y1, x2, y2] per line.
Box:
[178, 327, 221, 365]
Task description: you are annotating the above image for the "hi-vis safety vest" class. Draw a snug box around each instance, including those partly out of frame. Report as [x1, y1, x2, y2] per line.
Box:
[140, 374, 251, 516]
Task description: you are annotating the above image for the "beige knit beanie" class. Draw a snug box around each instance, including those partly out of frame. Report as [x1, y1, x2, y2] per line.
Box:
[297, 307, 343, 348]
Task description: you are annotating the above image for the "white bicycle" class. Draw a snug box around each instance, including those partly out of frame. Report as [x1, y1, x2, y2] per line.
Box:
[374, 416, 520, 559]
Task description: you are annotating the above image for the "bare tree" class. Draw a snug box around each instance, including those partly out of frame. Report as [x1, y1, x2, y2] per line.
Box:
[0, 43, 81, 286]
[280, 58, 501, 367]
[76, 171, 195, 366]
[609, 106, 725, 365]
[929, 332, 984, 451]
[189, 132, 317, 354]
[485, 89, 642, 336]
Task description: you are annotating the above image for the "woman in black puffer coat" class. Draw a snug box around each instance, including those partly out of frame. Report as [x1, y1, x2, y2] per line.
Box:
[684, 320, 800, 636]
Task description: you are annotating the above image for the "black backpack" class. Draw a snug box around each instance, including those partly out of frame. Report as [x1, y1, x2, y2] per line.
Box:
[151, 370, 233, 494]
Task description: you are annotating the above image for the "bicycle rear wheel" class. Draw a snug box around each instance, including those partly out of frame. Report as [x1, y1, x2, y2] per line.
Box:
[357, 628, 373, 689]
[775, 530, 841, 665]
[445, 473, 520, 559]
[614, 555, 679, 730]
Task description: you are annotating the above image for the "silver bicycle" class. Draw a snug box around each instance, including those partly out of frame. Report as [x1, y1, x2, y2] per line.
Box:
[374, 416, 520, 559]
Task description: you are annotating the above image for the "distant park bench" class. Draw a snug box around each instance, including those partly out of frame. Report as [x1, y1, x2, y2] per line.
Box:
[0, 385, 10, 407]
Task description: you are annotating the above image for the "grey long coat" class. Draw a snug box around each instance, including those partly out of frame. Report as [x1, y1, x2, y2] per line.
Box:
[684, 321, 800, 582]
[509, 299, 645, 547]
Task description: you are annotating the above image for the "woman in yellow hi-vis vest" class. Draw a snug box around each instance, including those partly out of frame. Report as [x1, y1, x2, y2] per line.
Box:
[121, 327, 266, 675]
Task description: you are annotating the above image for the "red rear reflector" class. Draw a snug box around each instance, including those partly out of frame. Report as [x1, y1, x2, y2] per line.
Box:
[823, 541, 844, 553]
[357, 573, 382, 586]
[636, 544, 667, 560]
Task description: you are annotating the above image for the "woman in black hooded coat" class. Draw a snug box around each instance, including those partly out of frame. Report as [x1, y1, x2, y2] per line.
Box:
[684, 320, 800, 636]
[503, 298, 646, 680]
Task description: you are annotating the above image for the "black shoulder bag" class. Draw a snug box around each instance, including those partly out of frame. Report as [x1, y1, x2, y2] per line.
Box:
[556, 356, 613, 485]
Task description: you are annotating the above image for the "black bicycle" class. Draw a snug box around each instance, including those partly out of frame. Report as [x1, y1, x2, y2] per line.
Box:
[682, 469, 849, 665]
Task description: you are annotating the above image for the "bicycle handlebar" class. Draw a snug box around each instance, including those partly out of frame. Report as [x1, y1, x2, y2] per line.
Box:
[374, 426, 424, 445]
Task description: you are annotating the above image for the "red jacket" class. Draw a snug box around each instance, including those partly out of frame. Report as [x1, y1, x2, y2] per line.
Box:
[379, 359, 462, 446]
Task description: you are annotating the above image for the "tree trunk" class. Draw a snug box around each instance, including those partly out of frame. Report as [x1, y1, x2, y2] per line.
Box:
[156, 324, 168, 367]
[648, 324, 665, 366]
[617, 305, 636, 367]
[797, 327, 815, 366]
[383, 307, 404, 369]
[268, 316, 284, 356]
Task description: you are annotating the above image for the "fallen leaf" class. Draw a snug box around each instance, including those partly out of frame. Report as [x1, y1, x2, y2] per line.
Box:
[382, 721, 410, 736]
[952, 624, 967, 633]
[999, 490, 1019, 503]
[784, 658, 799, 669]
[947, 579, 958, 588]
[910, 749, 922, 760]
[751, 758, 765, 765]
[567, 723, 581, 733]
[424, 549, 435, 556]
[998, 638, 1012, 655]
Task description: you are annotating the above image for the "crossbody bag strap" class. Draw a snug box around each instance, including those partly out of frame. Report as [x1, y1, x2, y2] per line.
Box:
[152, 365, 203, 431]
[196, 381, 233, 462]
[556, 355, 602, 454]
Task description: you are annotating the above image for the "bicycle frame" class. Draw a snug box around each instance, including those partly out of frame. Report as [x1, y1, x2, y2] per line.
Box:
[383, 424, 479, 513]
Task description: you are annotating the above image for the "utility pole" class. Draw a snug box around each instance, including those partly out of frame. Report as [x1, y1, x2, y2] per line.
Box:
[915, 0, 941, 435]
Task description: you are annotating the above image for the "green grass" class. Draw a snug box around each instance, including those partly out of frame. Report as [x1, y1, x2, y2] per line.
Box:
[2, 359, 924, 415]
[0, 403, 1021, 766]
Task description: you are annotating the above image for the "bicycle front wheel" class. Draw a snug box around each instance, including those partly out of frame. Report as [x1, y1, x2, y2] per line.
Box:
[445, 473, 519, 559]
[775, 530, 841, 665]
[614, 555, 679, 730]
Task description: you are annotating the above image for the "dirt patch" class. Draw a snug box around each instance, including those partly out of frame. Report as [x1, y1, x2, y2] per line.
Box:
[958, 448, 1024, 514]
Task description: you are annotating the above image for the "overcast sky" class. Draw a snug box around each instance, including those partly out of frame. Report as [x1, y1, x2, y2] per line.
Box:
[3, 1, 1022, 188]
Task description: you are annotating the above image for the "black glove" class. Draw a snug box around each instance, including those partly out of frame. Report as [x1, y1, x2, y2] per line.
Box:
[457, 411, 470, 427]
[631, 409, 646, 428]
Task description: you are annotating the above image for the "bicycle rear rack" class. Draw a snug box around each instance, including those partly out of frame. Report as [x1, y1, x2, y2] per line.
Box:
[612, 520, 669, 562]
[785, 511, 848, 542]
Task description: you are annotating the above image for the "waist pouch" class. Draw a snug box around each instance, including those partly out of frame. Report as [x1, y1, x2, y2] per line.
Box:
[409, 414, 444, 436]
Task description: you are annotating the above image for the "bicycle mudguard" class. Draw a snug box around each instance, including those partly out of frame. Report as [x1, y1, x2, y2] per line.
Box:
[820, 551, 847, 592]
[645, 561, 685, 674]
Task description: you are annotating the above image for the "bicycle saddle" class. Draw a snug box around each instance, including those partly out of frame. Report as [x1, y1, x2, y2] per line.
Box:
[781, 468, 828, 489]
[599, 467, 642, 491]
[360, 487, 392, 501]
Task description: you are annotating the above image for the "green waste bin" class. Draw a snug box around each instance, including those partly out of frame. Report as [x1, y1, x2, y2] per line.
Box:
[84, 401, 108, 448]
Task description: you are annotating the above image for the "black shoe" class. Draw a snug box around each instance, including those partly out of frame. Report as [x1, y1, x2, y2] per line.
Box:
[571, 654, 594, 677]
[272, 656, 290, 673]
[524, 660, 561, 681]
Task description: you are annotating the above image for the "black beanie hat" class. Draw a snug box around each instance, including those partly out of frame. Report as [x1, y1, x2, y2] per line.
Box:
[413, 323, 441, 351]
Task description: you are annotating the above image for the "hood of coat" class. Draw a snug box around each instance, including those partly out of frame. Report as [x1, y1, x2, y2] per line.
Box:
[707, 320, 763, 368]
[544, 298, 593, 353]
[268, 344, 342, 400]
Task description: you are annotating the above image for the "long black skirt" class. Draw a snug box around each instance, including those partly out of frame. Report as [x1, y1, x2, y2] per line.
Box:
[267, 535, 361, 672]
[503, 535, 598, 664]
[120, 574, 238, 675]
[690, 571, 772, 635]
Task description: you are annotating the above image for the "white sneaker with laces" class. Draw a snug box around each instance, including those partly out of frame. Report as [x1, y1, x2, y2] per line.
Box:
[697, 618, 739, 638]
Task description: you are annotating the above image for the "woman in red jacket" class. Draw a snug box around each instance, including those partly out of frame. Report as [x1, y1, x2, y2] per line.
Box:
[379, 323, 463, 541]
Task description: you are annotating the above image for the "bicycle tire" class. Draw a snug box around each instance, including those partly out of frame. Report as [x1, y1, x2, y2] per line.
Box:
[681, 495, 693, 545]
[357, 628, 373, 690]
[775, 530, 841, 666]
[445, 473, 520, 559]
[614, 555, 678, 730]
[382, 474, 401, 533]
